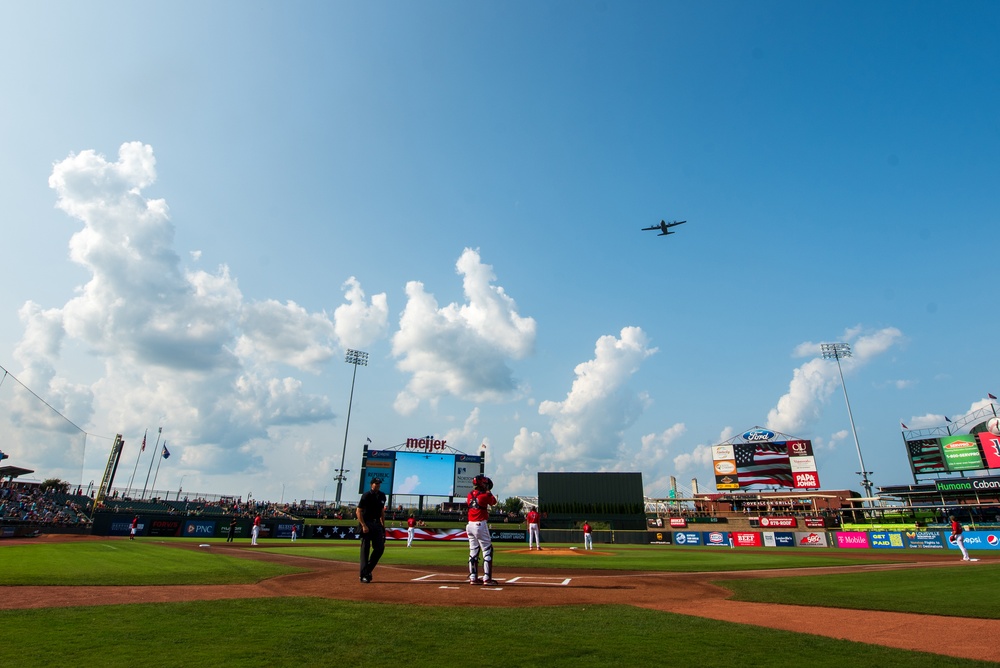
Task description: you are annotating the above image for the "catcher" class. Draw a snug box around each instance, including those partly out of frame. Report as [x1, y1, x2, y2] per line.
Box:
[466, 474, 499, 585]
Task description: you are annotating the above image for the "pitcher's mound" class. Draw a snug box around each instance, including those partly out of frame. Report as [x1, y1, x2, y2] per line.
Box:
[509, 548, 613, 556]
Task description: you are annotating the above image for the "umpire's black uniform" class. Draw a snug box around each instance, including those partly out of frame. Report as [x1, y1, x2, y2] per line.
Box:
[356, 478, 387, 582]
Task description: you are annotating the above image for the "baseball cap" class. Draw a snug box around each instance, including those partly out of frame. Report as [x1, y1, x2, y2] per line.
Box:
[371, 477, 383, 485]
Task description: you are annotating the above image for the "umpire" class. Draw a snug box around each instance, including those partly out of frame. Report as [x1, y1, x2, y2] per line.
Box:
[356, 477, 387, 583]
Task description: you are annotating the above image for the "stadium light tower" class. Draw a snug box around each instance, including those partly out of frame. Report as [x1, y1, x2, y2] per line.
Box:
[335, 349, 368, 506]
[821, 342, 875, 502]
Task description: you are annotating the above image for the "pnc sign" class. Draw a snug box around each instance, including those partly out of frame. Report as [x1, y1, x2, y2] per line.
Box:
[404, 437, 449, 452]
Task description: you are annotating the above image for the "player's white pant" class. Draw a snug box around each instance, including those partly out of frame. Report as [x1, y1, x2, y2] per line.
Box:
[955, 534, 970, 559]
[407, 527, 414, 547]
[251, 525, 260, 545]
[528, 523, 540, 549]
[584, 533, 593, 550]
[467, 520, 493, 581]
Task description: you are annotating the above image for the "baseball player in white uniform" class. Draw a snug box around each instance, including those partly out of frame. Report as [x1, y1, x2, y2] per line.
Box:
[466, 475, 499, 585]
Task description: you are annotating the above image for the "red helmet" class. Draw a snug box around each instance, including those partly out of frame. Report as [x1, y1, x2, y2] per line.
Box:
[472, 475, 493, 491]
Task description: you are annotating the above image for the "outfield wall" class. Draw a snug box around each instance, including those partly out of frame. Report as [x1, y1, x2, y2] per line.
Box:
[78, 512, 1000, 552]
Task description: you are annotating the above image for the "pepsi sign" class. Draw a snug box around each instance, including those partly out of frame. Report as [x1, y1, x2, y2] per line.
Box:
[742, 428, 775, 442]
[952, 531, 1000, 550]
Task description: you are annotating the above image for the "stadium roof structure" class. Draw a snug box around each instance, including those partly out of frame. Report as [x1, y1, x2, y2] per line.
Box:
[0, 465, 34, 480]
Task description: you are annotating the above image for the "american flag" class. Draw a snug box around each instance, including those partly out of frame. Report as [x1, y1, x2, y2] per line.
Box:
[906, 438, 944, 474]
[734, 443, 793, 487]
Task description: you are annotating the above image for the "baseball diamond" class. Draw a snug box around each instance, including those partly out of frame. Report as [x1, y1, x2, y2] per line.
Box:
[0, 535, 997, 663]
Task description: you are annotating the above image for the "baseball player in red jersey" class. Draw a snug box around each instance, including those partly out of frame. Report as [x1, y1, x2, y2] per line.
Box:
[406, 515, 417, 547]
[582, 521, 593, 550]
[950, 515, 978, 561]
[526, 506, 541, 550]
[467, 475, 499, 585]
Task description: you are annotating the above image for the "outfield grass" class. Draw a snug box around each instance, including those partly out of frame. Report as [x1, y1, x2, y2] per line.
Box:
[0, 542, 304, 585]
[0, 597, 991, 668]
[719, 563, 1000, 619]
[262, 542, 882, 572]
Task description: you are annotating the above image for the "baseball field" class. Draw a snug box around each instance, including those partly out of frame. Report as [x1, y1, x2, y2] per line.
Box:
[1, 536, 997, 667]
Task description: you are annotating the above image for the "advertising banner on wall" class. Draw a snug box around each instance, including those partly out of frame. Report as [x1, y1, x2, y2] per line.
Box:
[147, 518, 180, 537]
[182, 520, 217, 539]
[946, 531, 1000, 551]
[869, 531, 905, 549]
[941, 435, 985, 472]
[702, 531, 730, 547]
[273, 522, 304, 539]
[757, 516, 797, 529]
[673, 531, 702, 546]
[648, 531, 673, 545]
[795, 531, 829, 547]
[903, 531, 945, 549]
[763, 531, 796, 547]
[732, 531, 762, 547]
[835, 531, 870, 549]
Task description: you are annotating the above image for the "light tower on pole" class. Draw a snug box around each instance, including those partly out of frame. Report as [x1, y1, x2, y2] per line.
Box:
[335, 349, 367, 506]
[821, 342, 874, 502]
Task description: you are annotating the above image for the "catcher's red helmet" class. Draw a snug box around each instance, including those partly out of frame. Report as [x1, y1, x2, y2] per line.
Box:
[472, 474, 493, 491]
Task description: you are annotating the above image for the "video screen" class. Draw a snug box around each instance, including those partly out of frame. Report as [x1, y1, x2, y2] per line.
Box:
[392, 451, 457, 496]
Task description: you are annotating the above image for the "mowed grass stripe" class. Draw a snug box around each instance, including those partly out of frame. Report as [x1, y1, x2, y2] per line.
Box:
[719, 563, 1000, 619]
[0, 542, 304, 585]
[0, 598, 991, 668]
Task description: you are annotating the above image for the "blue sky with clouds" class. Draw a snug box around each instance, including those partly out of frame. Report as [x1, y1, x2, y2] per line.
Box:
[1, 2, 998, 503]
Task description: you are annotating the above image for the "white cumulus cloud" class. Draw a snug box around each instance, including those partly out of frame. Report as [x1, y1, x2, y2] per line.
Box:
[391, 248, 536, 414]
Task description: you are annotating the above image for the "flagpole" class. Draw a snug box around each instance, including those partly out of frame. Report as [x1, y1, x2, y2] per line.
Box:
[150, 442, 166, 499]
[141, 427, 162, 500]
[126, 429, 147, 498]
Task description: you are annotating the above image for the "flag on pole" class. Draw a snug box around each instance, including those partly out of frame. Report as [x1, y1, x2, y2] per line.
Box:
[366, 437, 372, 444]
[141, 430, 147, 452]
[990, 393, 997, 400]
[162, 444, 170, 459]
[901, 422, 908, 430]
[944, 416, 952, 423]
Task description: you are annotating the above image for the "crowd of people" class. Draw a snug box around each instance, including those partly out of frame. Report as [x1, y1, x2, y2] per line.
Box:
[0, 483, 92, 527]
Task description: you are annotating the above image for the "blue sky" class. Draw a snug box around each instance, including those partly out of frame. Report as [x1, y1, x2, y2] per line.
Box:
[1, 2, 998, 503]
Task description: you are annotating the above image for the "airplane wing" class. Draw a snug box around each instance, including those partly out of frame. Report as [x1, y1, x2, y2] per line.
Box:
[663, 220, 687, 228]
[641, 225, 660, 231]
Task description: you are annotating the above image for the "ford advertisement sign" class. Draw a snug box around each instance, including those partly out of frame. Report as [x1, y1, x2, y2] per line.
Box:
[742, 428, 775, 442]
